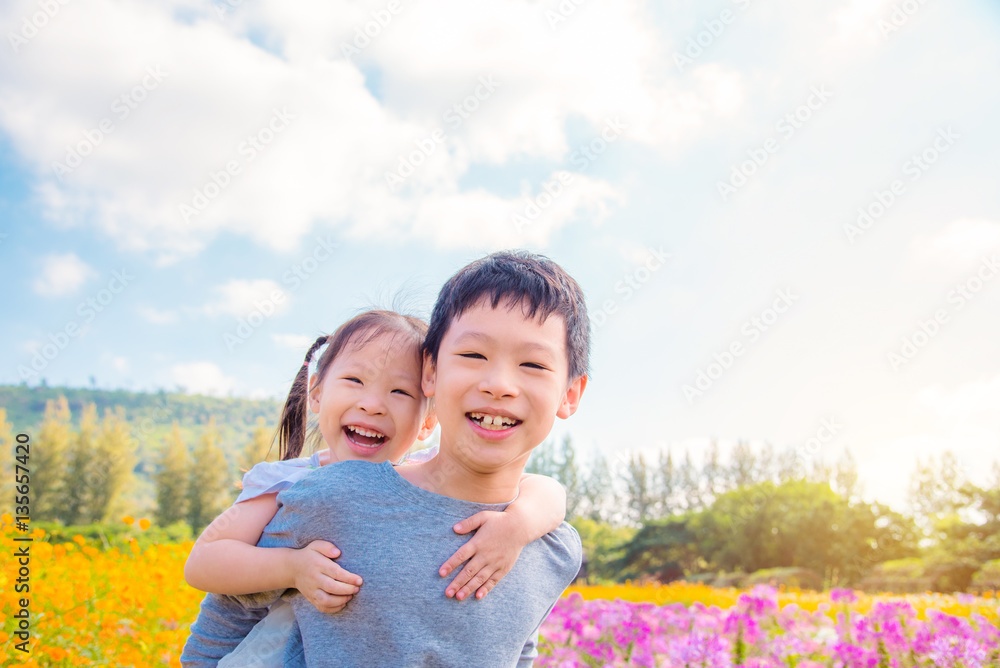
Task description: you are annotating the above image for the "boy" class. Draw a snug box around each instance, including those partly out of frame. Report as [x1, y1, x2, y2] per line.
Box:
[182, 250, 589, 666]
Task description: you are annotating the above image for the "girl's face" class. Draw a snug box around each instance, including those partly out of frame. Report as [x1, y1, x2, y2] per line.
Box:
[308, 333, 434, 464]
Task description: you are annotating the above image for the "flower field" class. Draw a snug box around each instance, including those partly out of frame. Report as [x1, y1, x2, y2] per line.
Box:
[540, 585, 1000, 667]
[2, 521, 998, 667]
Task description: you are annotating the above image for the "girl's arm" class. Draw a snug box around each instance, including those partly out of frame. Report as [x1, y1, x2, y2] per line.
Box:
[438, 473, 567, 600]
[184, 493, 362, 613]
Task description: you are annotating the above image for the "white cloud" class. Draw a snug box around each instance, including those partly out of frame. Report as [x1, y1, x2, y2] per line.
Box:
[33, 252, 97, 296]
[908, 219, 1000, 273]
[0, 0, 739, 258]
[170, 361, 237, 396]
[272, 333, 313, 351]
[137, 305, 179, 324]
[101, 354, 129, 373]
[202, 279, 289, 318]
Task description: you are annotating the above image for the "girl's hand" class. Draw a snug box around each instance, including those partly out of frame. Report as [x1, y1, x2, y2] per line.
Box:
[439, 511, 528, 602]
[290, 540, 364, 614]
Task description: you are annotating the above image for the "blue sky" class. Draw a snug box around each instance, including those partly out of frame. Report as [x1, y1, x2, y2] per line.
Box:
[2, 0, 999, 509]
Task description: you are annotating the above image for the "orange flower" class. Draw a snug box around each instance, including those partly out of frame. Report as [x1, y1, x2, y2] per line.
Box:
[72, 534, 86, 546]
[139, 518, 151, 530]
[1, 512, 12, 524]
[122, 515, 135, 525]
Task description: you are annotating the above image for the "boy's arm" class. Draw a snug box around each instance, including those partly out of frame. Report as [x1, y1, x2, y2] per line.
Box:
[185, 493, 361, 612]
[438, 474, 567, 600]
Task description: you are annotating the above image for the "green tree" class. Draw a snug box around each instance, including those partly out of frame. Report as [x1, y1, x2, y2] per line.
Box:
[775, 445, 805, 482]
[32, 397, 73, 520]
[61, 403, 99, 525]
[728, 440, 756, 489]
[654, 449, 676, 519]
[917, 461, 1000, 592]
[571, 517, 638, 582]
[617, 516, 700, 582]
[187, 419, 233, 533]
[88, 408, 136, 523]
[624, 453, 653, 525]
[701, 441, 724, 499]
[833, 448, 860, 501]
[0, 408, 13, 507]
[694, 480, 908, 586]
[555, 435, 582, 519]
[908, 451, 966, 523]
[155, 423, 191, 526]
[677, 451, 703, 511]
[525, 438, 558, 477]
[239, 417, 276, 472]
[579, 450, 612, 522]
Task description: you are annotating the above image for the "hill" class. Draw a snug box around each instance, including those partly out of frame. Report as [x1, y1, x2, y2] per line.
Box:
[1, 384, 285, 517]
[1, 383, 282, 444]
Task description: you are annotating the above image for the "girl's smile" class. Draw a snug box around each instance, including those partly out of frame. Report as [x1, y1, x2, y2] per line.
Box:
[309, 333, 430, 464]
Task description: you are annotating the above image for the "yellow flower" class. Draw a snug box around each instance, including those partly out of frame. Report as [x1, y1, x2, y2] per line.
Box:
[1, 512, 12, 524]
[139, 518, 152, 530]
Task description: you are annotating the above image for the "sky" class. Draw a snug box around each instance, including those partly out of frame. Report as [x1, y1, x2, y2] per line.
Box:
[1, 0, 998, 511]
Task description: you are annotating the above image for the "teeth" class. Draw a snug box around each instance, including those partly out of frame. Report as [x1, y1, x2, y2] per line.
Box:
[347, 426, 385, 439]
[469, 412, 518, 430]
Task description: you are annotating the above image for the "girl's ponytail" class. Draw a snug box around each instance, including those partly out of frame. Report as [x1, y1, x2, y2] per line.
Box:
[277, 335, 329, 461]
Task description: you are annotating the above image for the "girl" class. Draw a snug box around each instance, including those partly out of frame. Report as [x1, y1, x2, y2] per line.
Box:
[182, 310, 567, 664]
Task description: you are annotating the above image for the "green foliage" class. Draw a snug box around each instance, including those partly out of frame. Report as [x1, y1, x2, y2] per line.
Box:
[617, 516, 700, 582]
[745, 567, 823, 591]
[62, 403, 99, 524]
[89, 407, 136, 523]
[624, 453, 654, 525]
[155, 423, 191, 526]
[34, 520, 193, 550]
[0, 408, 13, 504]
[970, 559, 1000, 593]
[579, 450, 612, 522]
[0, 383, 281, 462]
[186, 418, 235, 533]
[620, 480, 920, 587]
[240, 416, 278, 471]
[922, 538, 995, 593]
[858, 558, 930, 593]
[32, 397, 73, 520]
[570, 517, 637, 582]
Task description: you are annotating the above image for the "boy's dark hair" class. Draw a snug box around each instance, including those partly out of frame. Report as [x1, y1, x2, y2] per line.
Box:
[276, 310, 428, 461]
[424, 250, 590, 380]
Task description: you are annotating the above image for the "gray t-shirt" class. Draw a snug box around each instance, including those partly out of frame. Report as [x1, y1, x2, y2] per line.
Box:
[181, 460, 582, 667]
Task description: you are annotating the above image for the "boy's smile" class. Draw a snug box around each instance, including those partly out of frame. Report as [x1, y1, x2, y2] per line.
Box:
[467, 410, 521, 435]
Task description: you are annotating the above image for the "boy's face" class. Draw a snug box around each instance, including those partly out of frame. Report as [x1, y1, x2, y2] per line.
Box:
[422, 300, 586, 473]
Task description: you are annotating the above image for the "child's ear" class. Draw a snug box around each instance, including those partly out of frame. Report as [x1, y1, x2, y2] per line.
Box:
[417, 410, 438, 441]
[307, 373, 322, 414]
[420, 353, 437, 399]
[556, 375, 588, 420]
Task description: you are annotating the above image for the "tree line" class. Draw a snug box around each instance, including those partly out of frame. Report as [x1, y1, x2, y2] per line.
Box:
[1, 398, 275, 533]
[4, 394, 998, 592]
[526, 437, 1000, 592]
